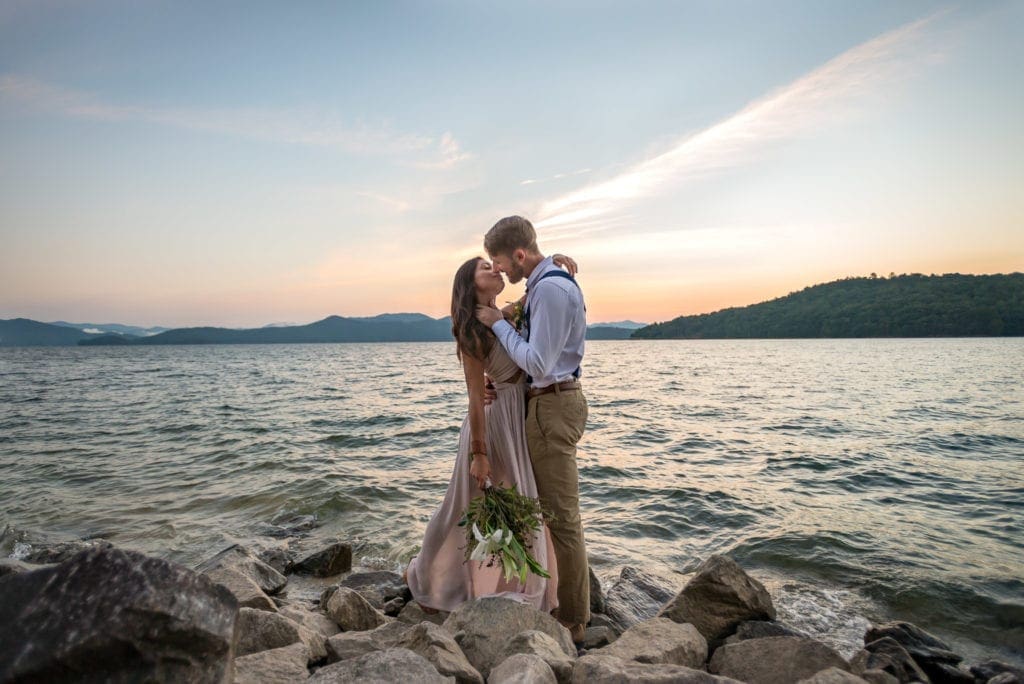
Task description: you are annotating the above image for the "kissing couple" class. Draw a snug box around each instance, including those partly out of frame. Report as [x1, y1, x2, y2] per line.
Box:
[404, 215, 591, 650]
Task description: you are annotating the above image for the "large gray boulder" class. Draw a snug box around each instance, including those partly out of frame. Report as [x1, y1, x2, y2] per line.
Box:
[851, 638, 930, 683]
[659, 555, 775, 644]
[573, 654, 744, 683]
[196, 543, 288, 595]
[0, 547, 237, 683]
[323, 587, 389, 631]
[233, 641, 310, 683]
[592, 617, 706, 668]
[337, 571, 411, 610]
[497, 630, 575, 683]
[442, 597, 574, 679]
[293, 541, 352, 577]
[602, 566, 679, 634]
[309, 648, 452, 683]
[490, 653, 558, 684]
[723, 620, 806, 644]
[864, 622, 970, 684]
[797, 667, 870, 683]
[708, 636, 851, 684]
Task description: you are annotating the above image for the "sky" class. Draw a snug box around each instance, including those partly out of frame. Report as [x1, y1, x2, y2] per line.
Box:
[1, 1, 1021, 327]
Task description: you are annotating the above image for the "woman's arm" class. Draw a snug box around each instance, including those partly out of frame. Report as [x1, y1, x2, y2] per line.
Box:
[462, 351, 491, 489]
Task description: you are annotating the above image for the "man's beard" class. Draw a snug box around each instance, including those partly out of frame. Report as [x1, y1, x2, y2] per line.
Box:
[506, 262, 525, 284]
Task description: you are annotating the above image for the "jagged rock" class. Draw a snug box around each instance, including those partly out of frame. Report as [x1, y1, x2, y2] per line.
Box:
[309, 647, 452, 683]
[583, 625, 616, 650]
[590, 567, 606, 615]
[293, 541, 352, 577]
[264, 514, 319, 539]
[497, 630, 574, 683]
[237, 607, 303, 656]
[326, 628, 389, 662]
[256, 544, 295, 575]
[970, 661, 1024, 683]
[587, 613, 622, 636]
[338, 570, 411, 609]
[602, 566, 678, 633]
[323, 587, 389, 631]
[990, 674, 1023, 684]
[864, 622, 969, 684]
[279, 604, 341, 638]
[384, 596, 406, 616]
[851, 638, 930, 683]
[197, 543, 288, 595]
[659, 554, 775, 645]
[205, 566, 278, 611]
[0, 558, 49, 577]
[397, 600, 448, 626]
[404, 621, 483, 684]
[573, 654, 744, 683]
[592, 617, 707, 668]
[0, 547, 237, 683]
[490, 653, 557, 684]
[233, 641, 310, 683]
[859, 670, 900, 684]
[18, 538, 114, 564]
[442, 597, 574, 679]
[709, 636, 851, 684]
[724, 620, 806, 644]
[797, 667, 870, 683]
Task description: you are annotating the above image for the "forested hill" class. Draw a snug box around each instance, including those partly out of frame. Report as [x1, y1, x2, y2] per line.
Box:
[634, 273, 1024, 339]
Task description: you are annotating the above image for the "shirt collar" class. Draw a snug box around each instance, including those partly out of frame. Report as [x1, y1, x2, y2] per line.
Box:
[525, 255, 555, 291]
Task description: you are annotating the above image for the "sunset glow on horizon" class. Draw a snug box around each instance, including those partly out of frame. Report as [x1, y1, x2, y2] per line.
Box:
[1, 2, 1021, 328]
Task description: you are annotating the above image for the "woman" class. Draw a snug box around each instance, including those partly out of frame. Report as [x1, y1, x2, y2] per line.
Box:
[404, 255, 576, 613]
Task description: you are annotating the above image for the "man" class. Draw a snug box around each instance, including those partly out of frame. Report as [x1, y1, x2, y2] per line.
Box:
[475, 215, 590, 648]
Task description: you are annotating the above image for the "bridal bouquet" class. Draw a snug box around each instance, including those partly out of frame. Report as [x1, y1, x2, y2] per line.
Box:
[459, 483, 551, 584]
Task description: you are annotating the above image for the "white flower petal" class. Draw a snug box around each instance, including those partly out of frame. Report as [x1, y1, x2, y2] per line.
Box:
[472, 523, 486, 543]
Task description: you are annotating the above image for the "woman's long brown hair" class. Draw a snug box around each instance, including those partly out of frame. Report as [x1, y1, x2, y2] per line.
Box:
[451, 257, 494, 363]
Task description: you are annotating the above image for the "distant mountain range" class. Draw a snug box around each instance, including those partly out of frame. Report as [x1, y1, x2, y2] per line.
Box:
[635, 273, 1024, 339]
[0, 314, 644, 347]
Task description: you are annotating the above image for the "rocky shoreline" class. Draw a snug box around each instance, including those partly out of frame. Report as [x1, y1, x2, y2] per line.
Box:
[1, 538, 1021, 684]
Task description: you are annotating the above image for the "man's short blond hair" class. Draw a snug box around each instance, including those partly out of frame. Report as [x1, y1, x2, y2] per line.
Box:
[484, 216, 539, 256]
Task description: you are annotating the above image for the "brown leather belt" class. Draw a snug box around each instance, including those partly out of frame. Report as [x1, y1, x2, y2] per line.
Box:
[527, 380, 582, 399]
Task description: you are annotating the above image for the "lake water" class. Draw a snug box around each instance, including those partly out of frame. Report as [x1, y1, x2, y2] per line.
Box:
[1, 339, 1022, 664]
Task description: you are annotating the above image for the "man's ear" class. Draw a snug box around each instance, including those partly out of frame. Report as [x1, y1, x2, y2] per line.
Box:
[514, 248, 526, 264]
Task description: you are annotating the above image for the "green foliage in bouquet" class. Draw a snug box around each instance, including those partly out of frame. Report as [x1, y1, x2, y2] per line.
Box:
[458, 483, 551, 584]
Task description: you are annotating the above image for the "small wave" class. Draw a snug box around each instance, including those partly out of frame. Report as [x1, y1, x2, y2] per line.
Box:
[319, 433, 387, 448]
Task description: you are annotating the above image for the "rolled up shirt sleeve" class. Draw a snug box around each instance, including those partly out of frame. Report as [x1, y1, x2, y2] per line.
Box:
[492, 283, 574, 383]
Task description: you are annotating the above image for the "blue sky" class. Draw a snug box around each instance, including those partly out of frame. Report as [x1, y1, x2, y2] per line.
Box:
[1, 1, 1021, 326]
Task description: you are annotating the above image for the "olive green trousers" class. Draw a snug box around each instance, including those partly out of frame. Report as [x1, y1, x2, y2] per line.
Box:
[526, 387, 590, 632]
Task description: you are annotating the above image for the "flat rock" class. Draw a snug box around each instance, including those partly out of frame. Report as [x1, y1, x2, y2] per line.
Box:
[602, 566, 678, 634]
[583, 625, 616, 650]
[490, 653, 557, 684]
[852, 638, 930, 683]
[573, 654, 744, 683]
[309, 647, 452, 683]
[338, 570, 410, 609]
[659, 554, 775, 645]
[797, 667, 870, 683]
[205, 566, 278, 612]
[593, 617, 706, 668]
[323, 587, 389, 631]
[293, 541, 352, 577]
[442, 597, 574, 680]
[197, 543, 288, 595]
[497, 630, 574, 683]
[256, 544, 295, 575]
[18, 538, 114, 564]
[709, 636, 850, 684]
[0, 546, 237, 683]
[237, 606, 303, 656]
[233, 641, 310, 683]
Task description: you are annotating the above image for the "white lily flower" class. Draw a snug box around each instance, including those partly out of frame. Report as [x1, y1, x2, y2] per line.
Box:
[472, 523, 487, 544]
[469, 539, 490, 562]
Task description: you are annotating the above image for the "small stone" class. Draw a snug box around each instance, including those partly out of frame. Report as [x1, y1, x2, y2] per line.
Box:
[397, 600, 448, 626]
[237, 607, 303, 657]
[338, 570, 410, 609]
[582, 625, 616, 650]
[498, 630, 574, 683]
[204, 566, 277, 612]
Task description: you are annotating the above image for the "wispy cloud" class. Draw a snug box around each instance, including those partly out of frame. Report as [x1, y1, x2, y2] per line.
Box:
[536, 11, 950, 232]
[0, 74, 470, 166]
[521, 167, 592, 186]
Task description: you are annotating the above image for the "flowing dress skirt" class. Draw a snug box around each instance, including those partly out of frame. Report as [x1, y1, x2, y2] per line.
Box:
[405, 378, 559, 613]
